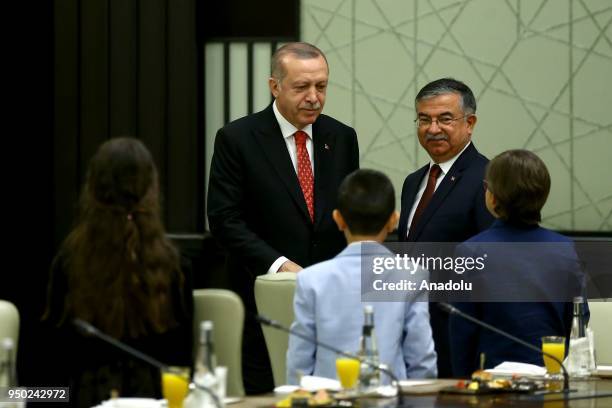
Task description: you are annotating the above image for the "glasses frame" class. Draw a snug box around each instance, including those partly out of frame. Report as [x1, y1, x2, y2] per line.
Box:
[414, 114, 471, 129]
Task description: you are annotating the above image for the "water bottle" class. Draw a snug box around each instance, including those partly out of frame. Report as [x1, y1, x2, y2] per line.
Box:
[567, 297, 593, 377]
[358, 305, 380, 392]
[187, 321, 222, 408]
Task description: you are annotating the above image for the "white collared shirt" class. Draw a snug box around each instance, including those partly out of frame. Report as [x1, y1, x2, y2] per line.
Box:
[406, 141, 472, 235]
[268, 100, 316, 274]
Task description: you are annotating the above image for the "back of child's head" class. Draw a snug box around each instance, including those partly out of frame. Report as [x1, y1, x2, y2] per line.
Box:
[485, 149, 550, 225]
[337, 169, 395, 235]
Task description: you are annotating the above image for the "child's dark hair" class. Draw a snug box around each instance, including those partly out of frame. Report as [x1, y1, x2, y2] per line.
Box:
[485, 149, 550, 225]
[336, 169, 395, 235]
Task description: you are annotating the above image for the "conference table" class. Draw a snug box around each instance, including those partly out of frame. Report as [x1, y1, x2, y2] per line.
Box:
[233, 378, 612, 407]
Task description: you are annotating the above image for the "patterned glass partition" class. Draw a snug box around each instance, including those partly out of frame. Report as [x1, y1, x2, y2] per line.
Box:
[301, 0, 612, 232]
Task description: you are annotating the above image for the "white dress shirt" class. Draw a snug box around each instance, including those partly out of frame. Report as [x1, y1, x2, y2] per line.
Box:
[268, 101, 315, 273]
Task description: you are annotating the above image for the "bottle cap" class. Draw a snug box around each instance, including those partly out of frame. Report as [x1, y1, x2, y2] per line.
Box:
[364, 305, 373, 314]
[201, 320, 214, 331]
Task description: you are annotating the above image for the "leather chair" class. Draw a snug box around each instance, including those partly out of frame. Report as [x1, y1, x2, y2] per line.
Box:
[254, 272, 297, 386]
[193, 289, 245, 396]
[0, 300, 19, 386]
[588, 299, 612, 364]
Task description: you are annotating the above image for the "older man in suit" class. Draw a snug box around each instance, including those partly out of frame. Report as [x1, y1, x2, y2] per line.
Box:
[398, 78, 494, 377]
[207, 42, 359, 394]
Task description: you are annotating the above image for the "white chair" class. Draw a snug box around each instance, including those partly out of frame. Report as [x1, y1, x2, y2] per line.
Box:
[0, 300, 19, 386]
[587, 299, 612, 365]
[254, 272, 297, 386]
[193, 289, 245, 396]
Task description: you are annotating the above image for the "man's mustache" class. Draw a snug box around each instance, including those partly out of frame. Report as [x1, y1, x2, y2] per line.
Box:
[425, 133, 448, 142]
[301, 102, 321, 110]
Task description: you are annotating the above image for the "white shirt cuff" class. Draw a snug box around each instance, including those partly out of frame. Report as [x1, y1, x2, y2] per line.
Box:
[268, 256, 289, 274]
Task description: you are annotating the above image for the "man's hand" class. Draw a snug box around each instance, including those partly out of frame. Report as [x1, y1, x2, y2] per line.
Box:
[278, 260, 303, 273]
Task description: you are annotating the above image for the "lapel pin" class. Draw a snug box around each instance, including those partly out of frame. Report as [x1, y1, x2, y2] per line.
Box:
[324, 143, 330, 150]
[451, 176, 456, 181]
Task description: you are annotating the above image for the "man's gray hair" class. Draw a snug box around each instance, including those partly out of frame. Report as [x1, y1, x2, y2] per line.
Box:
[415, 78, 477, 115]
[270, 42, 328, 81]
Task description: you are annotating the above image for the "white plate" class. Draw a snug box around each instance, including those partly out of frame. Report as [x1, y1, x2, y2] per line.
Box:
[224, 397, 243, 404]
[93, 398, 164, 408]
[596, 365, 612, 378]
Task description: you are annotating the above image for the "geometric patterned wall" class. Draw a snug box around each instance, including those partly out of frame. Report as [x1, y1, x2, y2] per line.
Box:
[302, 0, 612, 232]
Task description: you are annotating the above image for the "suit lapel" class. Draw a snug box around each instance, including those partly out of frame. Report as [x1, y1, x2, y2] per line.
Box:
[313, 121, 336, 227]
[410, 143, 478, 240]
[253, 106, 311, 222]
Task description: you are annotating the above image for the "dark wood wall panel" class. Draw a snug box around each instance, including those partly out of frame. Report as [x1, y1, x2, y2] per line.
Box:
[80, 0, 109, 164]
[54, 0, 200, 247]
[109, 0, 138, 138]
[138, 0, 167, 210]
[54, 0, 80, 238]
[166, 0, 199, 232]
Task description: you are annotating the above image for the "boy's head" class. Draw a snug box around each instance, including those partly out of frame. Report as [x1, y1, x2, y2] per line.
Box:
[334, 169, 397, 239]
[484, 149, 550, 225]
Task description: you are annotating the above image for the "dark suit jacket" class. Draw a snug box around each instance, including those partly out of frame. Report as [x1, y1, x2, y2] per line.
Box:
[207, 104, 359, 309]
[398, 143, 493, 242]
[449, 220, 586, 377]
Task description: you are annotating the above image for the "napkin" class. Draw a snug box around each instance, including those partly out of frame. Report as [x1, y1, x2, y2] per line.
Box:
[300, 375, 341, 391]
[273, 376, 342, 394]
[93, 398, 165, 408]
[485, 362, 547, 377]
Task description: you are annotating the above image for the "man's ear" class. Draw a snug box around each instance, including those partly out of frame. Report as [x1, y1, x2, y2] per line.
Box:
[269, 77, 280, 99]
[332, 209, 346, 231]
[386, 210, 400, 232]
[466, 114, 477, 135]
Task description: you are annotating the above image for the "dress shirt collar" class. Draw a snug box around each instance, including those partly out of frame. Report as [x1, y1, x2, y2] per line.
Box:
[273, 100, 313, 140]
[347, 240, 378, 248]
[427, 141, 471, 175]
[339, 241, 391, 258]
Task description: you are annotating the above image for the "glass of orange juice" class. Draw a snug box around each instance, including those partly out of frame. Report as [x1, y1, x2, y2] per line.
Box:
[336, 357, 360, 393]
[162, 366, 190, 408]
[541, 336, 565, 377]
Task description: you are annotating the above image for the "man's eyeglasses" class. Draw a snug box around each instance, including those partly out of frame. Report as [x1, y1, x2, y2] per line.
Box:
[414, 115, 470, 128]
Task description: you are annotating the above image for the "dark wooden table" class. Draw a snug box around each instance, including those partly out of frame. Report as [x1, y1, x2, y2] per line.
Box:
[232, 378, 612, 407]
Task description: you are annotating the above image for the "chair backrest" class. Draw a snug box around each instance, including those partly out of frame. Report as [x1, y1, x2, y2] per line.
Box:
[254, 272, 297, 386]
[0, 300, 19, 386]
[588, 299, 612, 364]
[193, 289, 245, 396]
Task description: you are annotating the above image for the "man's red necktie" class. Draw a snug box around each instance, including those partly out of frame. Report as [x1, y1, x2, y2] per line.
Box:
[295, 131, 314, 222]
[408, 164, 442, 238]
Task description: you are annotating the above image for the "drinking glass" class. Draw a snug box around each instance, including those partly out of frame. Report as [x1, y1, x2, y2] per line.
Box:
[336, 357, 360, 392]
[541, 336, 565, 376]
[162, 366, 190, 408]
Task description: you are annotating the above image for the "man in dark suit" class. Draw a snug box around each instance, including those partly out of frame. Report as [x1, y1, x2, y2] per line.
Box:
[207, 42, 359, 394]
[398, 78, 494, 377]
